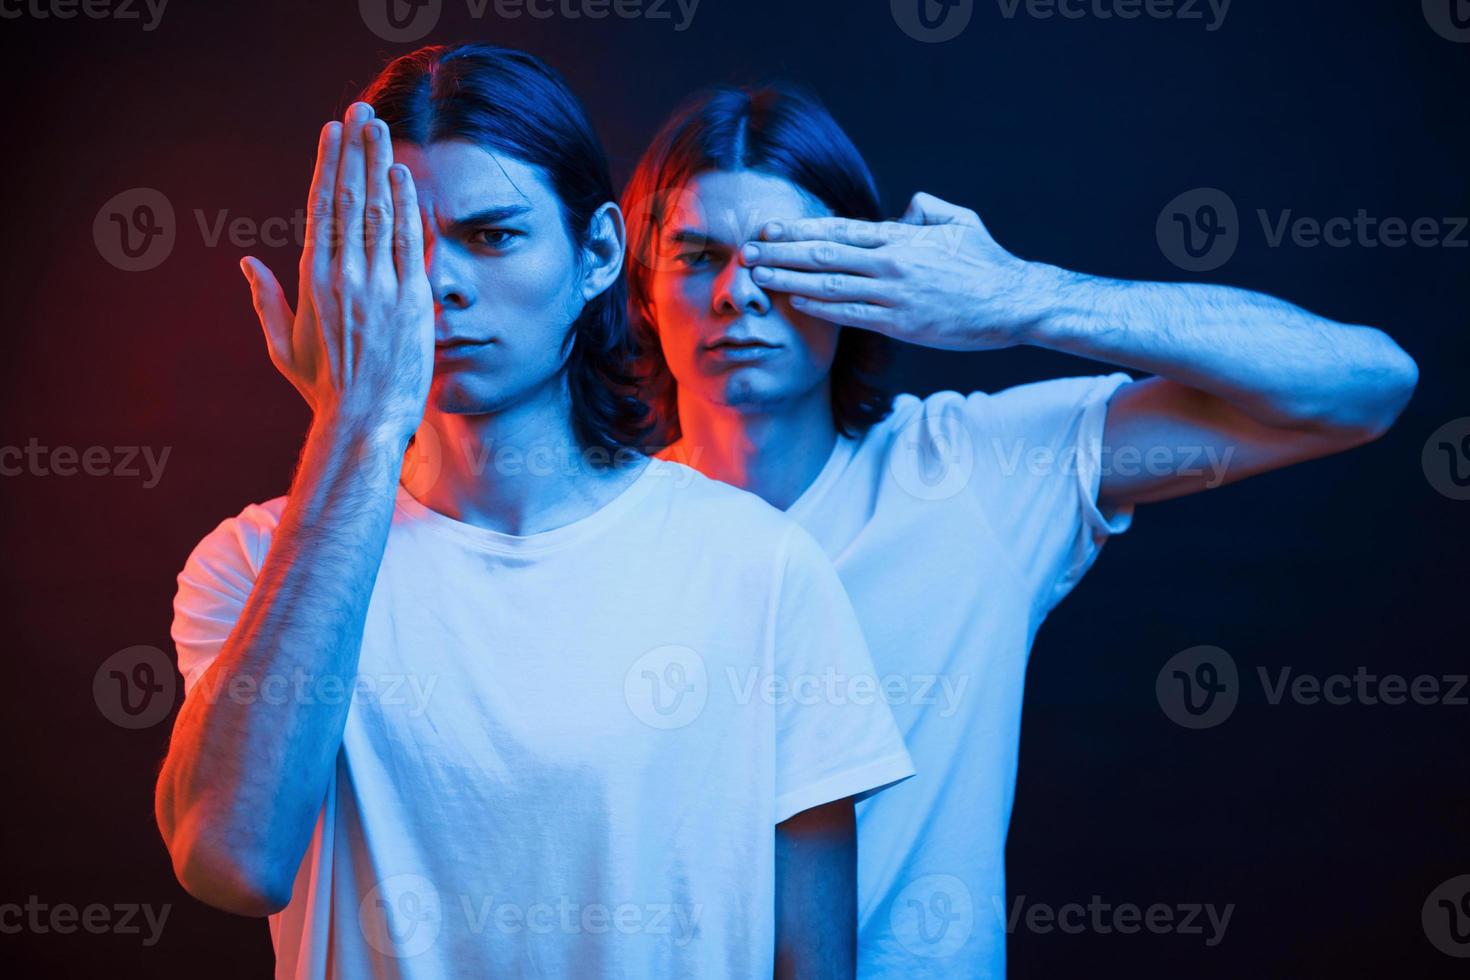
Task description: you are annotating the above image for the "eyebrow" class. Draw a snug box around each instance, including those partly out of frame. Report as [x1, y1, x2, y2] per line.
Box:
[447, 204, 534, 231]
[665, 226, 735, 248]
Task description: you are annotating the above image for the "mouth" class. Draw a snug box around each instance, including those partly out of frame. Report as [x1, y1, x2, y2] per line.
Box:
[434, 338, 495, 353]
[703, 338, 780, 351]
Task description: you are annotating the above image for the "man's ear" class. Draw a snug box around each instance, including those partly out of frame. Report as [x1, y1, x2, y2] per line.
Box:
[580, 201, 626, 303]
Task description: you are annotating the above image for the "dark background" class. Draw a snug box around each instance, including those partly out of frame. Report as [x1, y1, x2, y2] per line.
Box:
[2, 0, 1466, 976]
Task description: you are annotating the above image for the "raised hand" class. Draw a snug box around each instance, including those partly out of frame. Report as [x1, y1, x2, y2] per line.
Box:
[240, 101, 434, 441]
[740, 191, 1044, 351]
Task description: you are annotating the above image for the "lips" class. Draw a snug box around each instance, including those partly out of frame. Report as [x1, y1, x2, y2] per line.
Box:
[704, 337, 778, 351]
[434, 338, 494, 351]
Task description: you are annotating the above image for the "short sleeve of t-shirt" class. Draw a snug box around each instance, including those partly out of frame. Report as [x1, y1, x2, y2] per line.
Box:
[955, 373, 1135, 614]
[769, 524, 916, 824]
[171, 499, 284, 695]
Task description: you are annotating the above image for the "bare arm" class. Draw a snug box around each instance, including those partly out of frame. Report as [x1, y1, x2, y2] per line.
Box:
[155, 102, 433, 916]
[1027, 268, 1418, 505]
[775, 798, 857, 979]
[744, 193, 1418, 506]
[157, 418, 406, 915]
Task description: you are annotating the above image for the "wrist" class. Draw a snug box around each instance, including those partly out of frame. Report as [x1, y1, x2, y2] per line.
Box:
[1017, 262, 1104, 350]
[308, 406, 416, 472]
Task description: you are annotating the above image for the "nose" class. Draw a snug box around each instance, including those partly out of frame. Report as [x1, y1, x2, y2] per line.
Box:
[712, 255, 770, 317]
[425, 236, 476, 311]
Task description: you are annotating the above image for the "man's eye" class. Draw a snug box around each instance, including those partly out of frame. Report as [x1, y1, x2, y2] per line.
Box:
[674, 249, 711, 268]
[470, 229, 516, 247]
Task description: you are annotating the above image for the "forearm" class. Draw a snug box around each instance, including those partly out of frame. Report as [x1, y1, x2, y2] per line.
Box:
[1018, 263, 1418, 434]
[156, 414, 407, 915]
[775, 800, 857, 979]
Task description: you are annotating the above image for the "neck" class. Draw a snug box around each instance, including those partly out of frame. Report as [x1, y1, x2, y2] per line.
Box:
[666, 381, 838, 511]
[404, 377, 644, 536]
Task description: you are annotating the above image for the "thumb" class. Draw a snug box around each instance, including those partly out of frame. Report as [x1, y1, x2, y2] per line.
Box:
[899, 191, 979, 227]
[240, 257, 293, 365]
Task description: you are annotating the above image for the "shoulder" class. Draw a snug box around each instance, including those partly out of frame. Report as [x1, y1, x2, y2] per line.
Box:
[648, 459, 797, 531]
[869, 376, 1132, 443]
[181, 495, 288, 579]
[640, 457, 813, 559]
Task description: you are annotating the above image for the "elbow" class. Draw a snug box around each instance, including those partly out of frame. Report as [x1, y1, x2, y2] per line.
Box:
[1351, 336, 1419, 443]
[1380, 342, 1419, 428]
[169, 835, 294, 917]
[158, 791, 293, 917]
[1299, 333, 1419, 446]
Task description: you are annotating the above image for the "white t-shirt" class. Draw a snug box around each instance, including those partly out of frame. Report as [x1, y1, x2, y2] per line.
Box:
[783, 375, 1134, 979]
[169, 456, 914, 979]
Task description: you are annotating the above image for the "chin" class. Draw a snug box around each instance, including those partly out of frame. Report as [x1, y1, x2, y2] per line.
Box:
[428, 376, 508, 416]
[715, 371, 798, 410]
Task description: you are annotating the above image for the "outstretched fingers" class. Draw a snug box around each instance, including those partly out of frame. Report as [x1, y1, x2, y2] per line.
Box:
[363, 118, 396, 287]
[335, 102, 373, 285]
[389, 164, 427, 296]
[301, 121, 342, 282]
[759, 216, 900, 248]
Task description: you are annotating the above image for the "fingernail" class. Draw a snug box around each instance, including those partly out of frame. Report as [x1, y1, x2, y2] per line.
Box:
[790, 296, 807, 306]
[365, 121, 380, 141]
[764, 222, 783, 238]
[752, 266, 772, 282]
[740, 244, 760, 263]
[239, 258, 253, 281]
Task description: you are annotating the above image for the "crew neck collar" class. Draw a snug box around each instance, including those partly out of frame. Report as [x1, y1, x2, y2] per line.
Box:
[394, 455, 661, 555]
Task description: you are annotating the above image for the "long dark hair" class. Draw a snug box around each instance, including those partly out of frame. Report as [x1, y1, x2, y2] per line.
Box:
[359, 43, 650, 454]
[622, 84, 893, 445]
